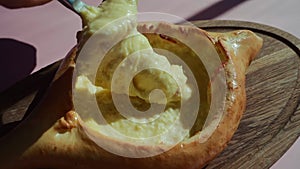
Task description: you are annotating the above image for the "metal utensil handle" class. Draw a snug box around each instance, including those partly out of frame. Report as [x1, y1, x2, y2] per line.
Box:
[58, 0, 87, 15]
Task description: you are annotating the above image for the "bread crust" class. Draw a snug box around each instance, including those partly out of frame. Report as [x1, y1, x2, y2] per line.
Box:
[0, 22, 262, 169]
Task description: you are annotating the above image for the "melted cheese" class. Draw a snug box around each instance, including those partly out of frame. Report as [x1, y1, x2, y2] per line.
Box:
[74, 0, 192, 143]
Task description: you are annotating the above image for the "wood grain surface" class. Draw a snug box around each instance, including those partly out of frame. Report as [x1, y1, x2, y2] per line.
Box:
[195, 20, 300, 169]
[0, 20, 299, 169]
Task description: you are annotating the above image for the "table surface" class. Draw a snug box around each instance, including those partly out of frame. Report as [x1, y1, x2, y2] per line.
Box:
[0, 0, 299, 168]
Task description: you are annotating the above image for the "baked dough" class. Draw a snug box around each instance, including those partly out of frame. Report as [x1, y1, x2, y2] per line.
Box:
[0, 21, 262, 169]
[0, 1, 263, 168]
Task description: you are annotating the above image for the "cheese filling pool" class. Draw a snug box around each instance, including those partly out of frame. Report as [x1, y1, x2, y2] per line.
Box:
[74, 0, 200, 144]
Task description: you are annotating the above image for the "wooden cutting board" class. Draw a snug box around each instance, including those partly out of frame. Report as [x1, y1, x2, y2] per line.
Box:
[197, 20, 300, 169]
[0, 20, 299, 169]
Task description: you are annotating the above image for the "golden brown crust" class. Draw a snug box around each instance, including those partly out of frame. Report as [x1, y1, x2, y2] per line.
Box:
[0, 22, 262, 169]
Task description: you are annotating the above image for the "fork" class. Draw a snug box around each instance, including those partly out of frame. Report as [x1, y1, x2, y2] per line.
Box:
[58, 0, 87, 15]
